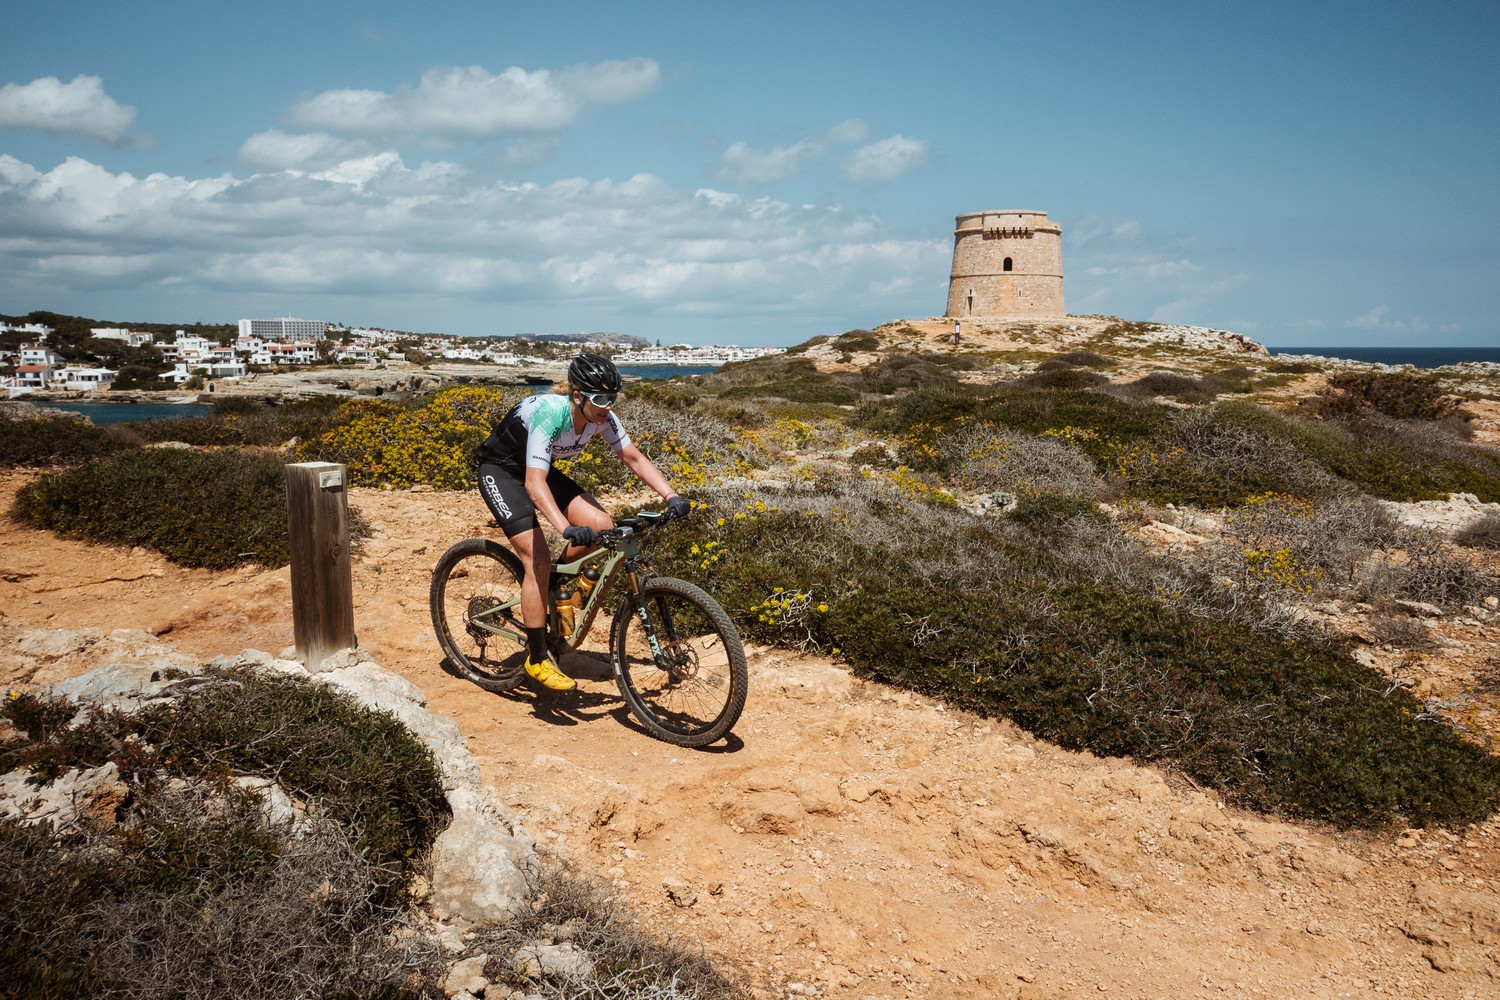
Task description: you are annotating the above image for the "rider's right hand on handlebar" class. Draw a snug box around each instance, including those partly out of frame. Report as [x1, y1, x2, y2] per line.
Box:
[666, 495, 691, 520]
[563, 525, 598, 548]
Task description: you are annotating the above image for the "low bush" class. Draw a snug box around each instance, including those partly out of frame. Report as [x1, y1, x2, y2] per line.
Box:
[939, 424, 1110, 499]
[0, 414, 131, 467]
[1456, 511, 1500, 550]
[295, 385, 517, 489]
[129, 395, 346, 447]
[1125, 371, 1220, 400]
[13, 447, 291, 568]
[655, 478, 1500, 829]
[1016, 368, 1110, 391]
[1317, 370, 1460, 421]
[832, 328, 880, 352]
[470, 860, 750, 1000]
[1051, 350, 1117, 369]
[1007, 493, 1109, 531]
[0, 668, 449, 999]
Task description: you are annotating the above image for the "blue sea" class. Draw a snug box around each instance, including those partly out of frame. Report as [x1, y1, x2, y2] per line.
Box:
[26, 400, 213, 425]
[1269, 347, 1500, 368]
[617, 363, 721, 381]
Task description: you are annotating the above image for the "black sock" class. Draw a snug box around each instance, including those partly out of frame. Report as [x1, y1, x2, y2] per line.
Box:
[525, 626, 548, 662]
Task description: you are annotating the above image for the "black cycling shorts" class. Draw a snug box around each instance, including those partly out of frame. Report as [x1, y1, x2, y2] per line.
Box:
[477, 462, 588, 538]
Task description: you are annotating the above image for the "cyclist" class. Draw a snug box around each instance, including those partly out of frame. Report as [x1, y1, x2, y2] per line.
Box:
[474, 352, 690, 691]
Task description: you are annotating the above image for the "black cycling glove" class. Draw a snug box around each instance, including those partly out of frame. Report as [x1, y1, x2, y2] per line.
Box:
[666, 496, 691, 519]
[562, 525, 598, 547]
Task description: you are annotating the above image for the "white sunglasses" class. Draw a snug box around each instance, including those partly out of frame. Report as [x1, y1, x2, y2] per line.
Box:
[578, 390, 618, 407]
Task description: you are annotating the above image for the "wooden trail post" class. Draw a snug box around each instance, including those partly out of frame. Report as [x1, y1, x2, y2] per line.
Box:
[285, 462, 356, 671]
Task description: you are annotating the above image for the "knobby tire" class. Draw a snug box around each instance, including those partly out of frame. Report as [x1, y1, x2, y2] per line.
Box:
[610, 576, 748, 748]
[429, 538, 527, 692]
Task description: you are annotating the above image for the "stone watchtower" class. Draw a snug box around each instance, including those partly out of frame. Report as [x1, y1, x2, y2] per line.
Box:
[945, 210, 1064, 320]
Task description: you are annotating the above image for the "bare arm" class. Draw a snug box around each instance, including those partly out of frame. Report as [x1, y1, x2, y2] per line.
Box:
[619, 443, 678, 501]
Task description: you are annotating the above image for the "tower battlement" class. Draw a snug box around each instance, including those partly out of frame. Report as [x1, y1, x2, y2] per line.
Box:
[946, 209, 1065, 320]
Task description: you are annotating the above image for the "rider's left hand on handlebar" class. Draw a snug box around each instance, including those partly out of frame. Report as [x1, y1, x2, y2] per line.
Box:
[666, 495, 691, 519]
[563, 524, 598, 548]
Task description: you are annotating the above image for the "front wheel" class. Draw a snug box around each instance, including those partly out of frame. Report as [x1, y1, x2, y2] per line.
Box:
[430, 538, 527, 692]
[610, 577, 748, 748]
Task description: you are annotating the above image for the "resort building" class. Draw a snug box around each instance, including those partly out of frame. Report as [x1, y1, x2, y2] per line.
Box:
[238, 317, 327, 341]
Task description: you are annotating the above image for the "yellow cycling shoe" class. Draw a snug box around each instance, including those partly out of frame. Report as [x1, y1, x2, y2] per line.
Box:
[525, 654, 577, 692]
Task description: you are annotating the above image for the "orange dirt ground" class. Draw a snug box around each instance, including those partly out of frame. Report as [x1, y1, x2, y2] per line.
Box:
[3, 470, 1498, 999]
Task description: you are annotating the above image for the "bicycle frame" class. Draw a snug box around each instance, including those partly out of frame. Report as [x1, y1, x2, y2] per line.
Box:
[464, 522, 654, 654]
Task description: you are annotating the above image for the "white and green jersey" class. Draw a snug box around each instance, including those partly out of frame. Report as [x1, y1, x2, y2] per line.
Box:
[475, 393, 630, 473]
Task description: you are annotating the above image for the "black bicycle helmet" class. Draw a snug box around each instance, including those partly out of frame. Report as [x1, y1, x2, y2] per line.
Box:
[568, 352, 623, 393]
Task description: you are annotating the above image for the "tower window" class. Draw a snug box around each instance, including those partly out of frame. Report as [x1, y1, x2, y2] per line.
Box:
[1003, 257, 1013, 272]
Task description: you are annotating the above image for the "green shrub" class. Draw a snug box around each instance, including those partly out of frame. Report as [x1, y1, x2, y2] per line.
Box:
[0, 668, 450, 1000]
[295, 386, 516, 489]
[1225, 401, 1500, 502]
[1126, 371, 1216, 399]
[0, 415, 131, 467]
[1007, 493, 1108, 530]
[656, 481, 1500, 829]
[832, 329, 880, 352]
[1017, 368, 1110, 391]
[1052, 350, 1117, 369]
[1319, 370, 1460, 421]
[13, 447, 291, 568]
[129, 395, 346, 447]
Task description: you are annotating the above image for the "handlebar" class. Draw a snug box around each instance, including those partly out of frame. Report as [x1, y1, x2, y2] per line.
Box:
[600, 504, 688, 547]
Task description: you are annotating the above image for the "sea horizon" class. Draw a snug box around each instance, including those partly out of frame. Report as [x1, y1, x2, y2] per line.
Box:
[1267, 345, 1500, 368]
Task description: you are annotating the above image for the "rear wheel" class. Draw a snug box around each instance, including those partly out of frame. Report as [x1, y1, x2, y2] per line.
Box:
[610, 577, 748, 747]
[430, 538, 527, 692]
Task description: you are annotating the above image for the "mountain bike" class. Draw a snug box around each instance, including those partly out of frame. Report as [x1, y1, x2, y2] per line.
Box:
[429, 508, 748, 748]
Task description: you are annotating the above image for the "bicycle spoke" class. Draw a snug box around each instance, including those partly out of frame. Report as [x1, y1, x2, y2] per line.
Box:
[611, 578, 747, 746]
[430, 540, 527, 691]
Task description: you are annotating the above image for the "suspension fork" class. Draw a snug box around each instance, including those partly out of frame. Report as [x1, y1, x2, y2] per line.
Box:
[623, 558, 672, 666]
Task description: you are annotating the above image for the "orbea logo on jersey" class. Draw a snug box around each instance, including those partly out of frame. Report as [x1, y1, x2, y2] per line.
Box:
[480, 475, 511, 518]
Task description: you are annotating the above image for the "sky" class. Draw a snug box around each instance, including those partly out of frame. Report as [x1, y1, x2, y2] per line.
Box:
[1, 1, 1496, 349]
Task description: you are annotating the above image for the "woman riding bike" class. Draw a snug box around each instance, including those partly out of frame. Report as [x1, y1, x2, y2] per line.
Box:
[474, 352, 690, 691]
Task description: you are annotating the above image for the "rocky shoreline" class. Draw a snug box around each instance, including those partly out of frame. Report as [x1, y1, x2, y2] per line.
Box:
[8, 360, 571, 407]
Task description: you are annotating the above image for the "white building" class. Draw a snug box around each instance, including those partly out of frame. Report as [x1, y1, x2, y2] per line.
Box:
[258, 341, 320, 365]
[90, 327, 155, 347]
[20, 345, 63, 368]
[12, 364, 54, 390]
[239, 317, 327, 341]
[1, 321, 53, 340]
[58, 366, 116, 391]
[170, 360, 246, 382]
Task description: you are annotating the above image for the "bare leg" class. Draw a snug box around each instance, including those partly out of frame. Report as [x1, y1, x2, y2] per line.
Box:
[507, 526, 551, 629]
[559, 492, 614, 562]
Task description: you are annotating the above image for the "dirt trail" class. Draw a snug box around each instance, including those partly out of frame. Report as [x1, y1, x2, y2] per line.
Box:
[3, 470, 1498, 999]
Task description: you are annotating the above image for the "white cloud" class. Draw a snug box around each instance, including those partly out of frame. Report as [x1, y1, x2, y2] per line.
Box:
[0, 75, 137, 144]
[844, 135, 928, 182]
[1069, 216, 1252, 324]
[239, 130, 379, 171]
[717, 120, 899, 185]
[1349, 305, 1393, 329]
[1343, 306, 1457, 334]
[718, 139, 824, 184]
[283, 59, 661, 144]
[0, 152, 946, 332]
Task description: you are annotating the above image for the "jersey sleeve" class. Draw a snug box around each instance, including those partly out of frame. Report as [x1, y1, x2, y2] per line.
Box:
[602, 412, 631, 453]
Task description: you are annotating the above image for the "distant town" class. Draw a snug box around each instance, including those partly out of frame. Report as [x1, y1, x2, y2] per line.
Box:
[0, 312, 784, 397]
